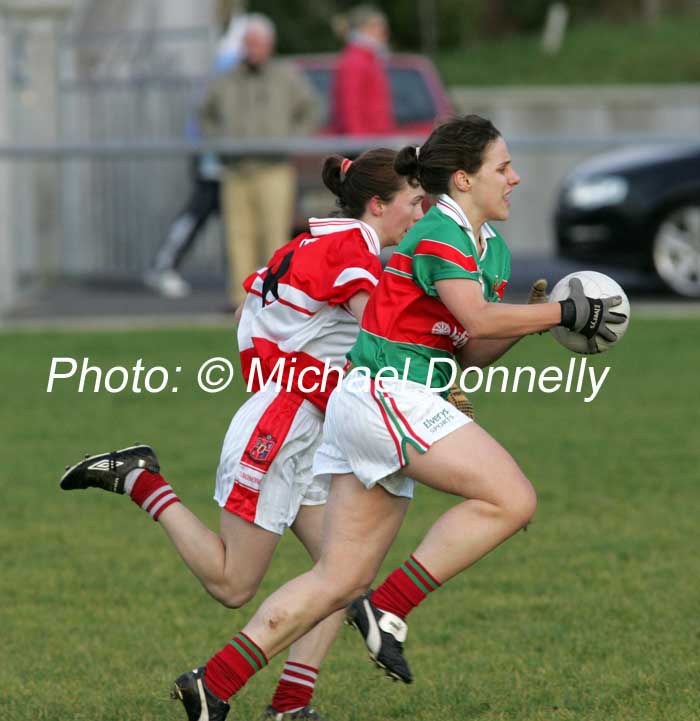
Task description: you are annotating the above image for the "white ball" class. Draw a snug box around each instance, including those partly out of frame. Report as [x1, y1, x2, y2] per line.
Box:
[549, 271, 631, 354]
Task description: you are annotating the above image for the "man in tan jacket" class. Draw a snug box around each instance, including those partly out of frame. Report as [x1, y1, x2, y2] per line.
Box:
[199, 14, 321, 307]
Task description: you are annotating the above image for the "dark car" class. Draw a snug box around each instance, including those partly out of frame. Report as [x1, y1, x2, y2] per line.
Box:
[292, 53, 453, 227]
[554, 143, 700, 297]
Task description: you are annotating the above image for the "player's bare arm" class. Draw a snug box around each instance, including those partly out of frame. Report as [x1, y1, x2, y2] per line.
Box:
[347, 290, 371, 323]
[457, 276, 553, 366]
[456, 336, 520, 369]
[436, 277, 561, 339]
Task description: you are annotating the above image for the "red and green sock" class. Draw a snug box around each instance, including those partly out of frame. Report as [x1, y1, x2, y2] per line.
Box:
[204, 631, 268, 702]
[371, 554, 441, 619]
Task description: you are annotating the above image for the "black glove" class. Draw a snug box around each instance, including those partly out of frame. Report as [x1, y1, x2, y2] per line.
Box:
[559, 277, 627, 351]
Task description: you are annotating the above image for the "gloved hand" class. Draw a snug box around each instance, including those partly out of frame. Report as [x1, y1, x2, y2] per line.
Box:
[446, 384, 475, 420]
[527, 278, 549, 304]
[559, 277, 627, 352]
[528, 279, 549, 334]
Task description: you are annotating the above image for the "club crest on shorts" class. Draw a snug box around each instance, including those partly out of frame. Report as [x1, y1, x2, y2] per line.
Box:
[248, 433, 277, 462]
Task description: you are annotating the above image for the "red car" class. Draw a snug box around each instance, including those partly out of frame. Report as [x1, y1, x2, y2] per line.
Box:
[291, 53, 454, 228]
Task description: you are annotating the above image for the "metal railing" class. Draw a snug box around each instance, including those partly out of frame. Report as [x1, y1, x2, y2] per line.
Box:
[2, 133, 697, 291]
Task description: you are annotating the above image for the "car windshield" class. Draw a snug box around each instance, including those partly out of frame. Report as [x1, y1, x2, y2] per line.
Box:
[389, 67, 435, 124]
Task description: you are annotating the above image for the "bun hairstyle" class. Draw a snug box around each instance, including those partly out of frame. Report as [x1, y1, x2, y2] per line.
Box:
[394, 145, 420, 183]
[322, 148, 408, 219]
[394, 114, 501, 196]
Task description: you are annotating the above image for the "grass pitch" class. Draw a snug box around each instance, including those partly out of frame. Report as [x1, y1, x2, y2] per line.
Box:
[436, 13, 700, 85]
[1, 317, 698, 721]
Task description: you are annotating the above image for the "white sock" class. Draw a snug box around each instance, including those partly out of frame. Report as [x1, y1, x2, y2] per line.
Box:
[124, 468, 145, 496]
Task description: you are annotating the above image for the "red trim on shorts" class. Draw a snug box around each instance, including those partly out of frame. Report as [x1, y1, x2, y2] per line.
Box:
[369, 379, 404, 465]
[385, 393, 430, 449]
[224, 392, 304, 523]
[223, 484, 259, 524]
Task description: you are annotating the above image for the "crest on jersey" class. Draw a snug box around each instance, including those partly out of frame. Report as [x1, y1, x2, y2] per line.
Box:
[432, 321, 451, 336]
[493, 277, 507, 301]
[432, 320, 469, 348]
[248, 434, 277, 462]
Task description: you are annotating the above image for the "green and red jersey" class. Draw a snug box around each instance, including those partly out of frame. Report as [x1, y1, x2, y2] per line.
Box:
[349, 194, 511, 391]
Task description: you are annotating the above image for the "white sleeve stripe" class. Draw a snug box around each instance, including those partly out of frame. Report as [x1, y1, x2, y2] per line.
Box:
[333, 267, 378, 288]
[248, 278, 324, 313]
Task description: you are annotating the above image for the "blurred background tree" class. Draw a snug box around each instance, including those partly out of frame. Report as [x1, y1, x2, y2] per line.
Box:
[215, 0, 698, 52]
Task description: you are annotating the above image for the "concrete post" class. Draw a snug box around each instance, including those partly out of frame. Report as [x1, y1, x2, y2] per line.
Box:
[4, 3, 72, 287]
[152, 0, 218, 75]
[542, 3, 569, 55]
[0, 10, 16, 316]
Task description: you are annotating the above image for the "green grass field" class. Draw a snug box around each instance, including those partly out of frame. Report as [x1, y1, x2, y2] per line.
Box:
[2, 317, 699, 721]
[435, 14, 700, 85]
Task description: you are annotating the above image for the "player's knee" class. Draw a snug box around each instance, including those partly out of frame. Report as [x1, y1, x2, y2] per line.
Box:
[504, 481, 537, 530]
[336, 575, 373, 607]
[311, 555, 374, 608]
[212, 581, 258, 609]
[313, 570, 370, 609]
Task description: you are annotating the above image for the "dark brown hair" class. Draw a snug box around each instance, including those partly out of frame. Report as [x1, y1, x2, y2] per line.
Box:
[395, 114, 501, 195]
[322, 148, 408, 219]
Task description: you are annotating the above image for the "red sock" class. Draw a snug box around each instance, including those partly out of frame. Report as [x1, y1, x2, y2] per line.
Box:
[204, 632, 268, 702]
[371, 555, 441, 619]
[270, 662, 318, 713]
[126, 470, 180, 521]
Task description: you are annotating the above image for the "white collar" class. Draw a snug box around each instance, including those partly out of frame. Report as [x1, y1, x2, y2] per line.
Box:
[308, 217, 381, 256]
[436, 194, 496, 242]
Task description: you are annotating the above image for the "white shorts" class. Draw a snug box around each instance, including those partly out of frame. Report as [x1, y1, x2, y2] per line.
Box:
[314, 370, 471, 498]
[215, 388, 328, 534]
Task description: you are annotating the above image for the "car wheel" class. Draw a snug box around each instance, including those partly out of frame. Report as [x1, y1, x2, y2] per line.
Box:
[652, 203, 700, 297]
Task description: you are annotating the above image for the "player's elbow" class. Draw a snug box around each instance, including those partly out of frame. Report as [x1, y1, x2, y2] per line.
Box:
[461, 315, 489, 340]
[460, 302, 506, 340]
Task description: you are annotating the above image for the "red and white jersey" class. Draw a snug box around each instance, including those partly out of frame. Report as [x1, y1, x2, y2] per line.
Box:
[237, 217, 382, 411]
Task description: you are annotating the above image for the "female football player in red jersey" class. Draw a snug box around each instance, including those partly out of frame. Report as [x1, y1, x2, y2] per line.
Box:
[59, 149, 425, 721]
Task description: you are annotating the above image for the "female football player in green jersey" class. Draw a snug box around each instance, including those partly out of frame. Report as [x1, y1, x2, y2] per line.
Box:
[163, 116, 626, 718]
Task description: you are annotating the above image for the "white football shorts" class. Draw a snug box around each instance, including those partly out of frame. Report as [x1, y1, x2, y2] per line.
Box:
[314, 369, 471, 498]
[215, 387, 328, 535]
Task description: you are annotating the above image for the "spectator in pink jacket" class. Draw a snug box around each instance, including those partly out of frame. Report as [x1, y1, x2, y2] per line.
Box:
[331, 6, 395, 135]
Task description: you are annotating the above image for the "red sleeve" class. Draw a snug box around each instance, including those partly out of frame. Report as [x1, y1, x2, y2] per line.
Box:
[294, 231, 382, 305]
[242, 269, 258, 294]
